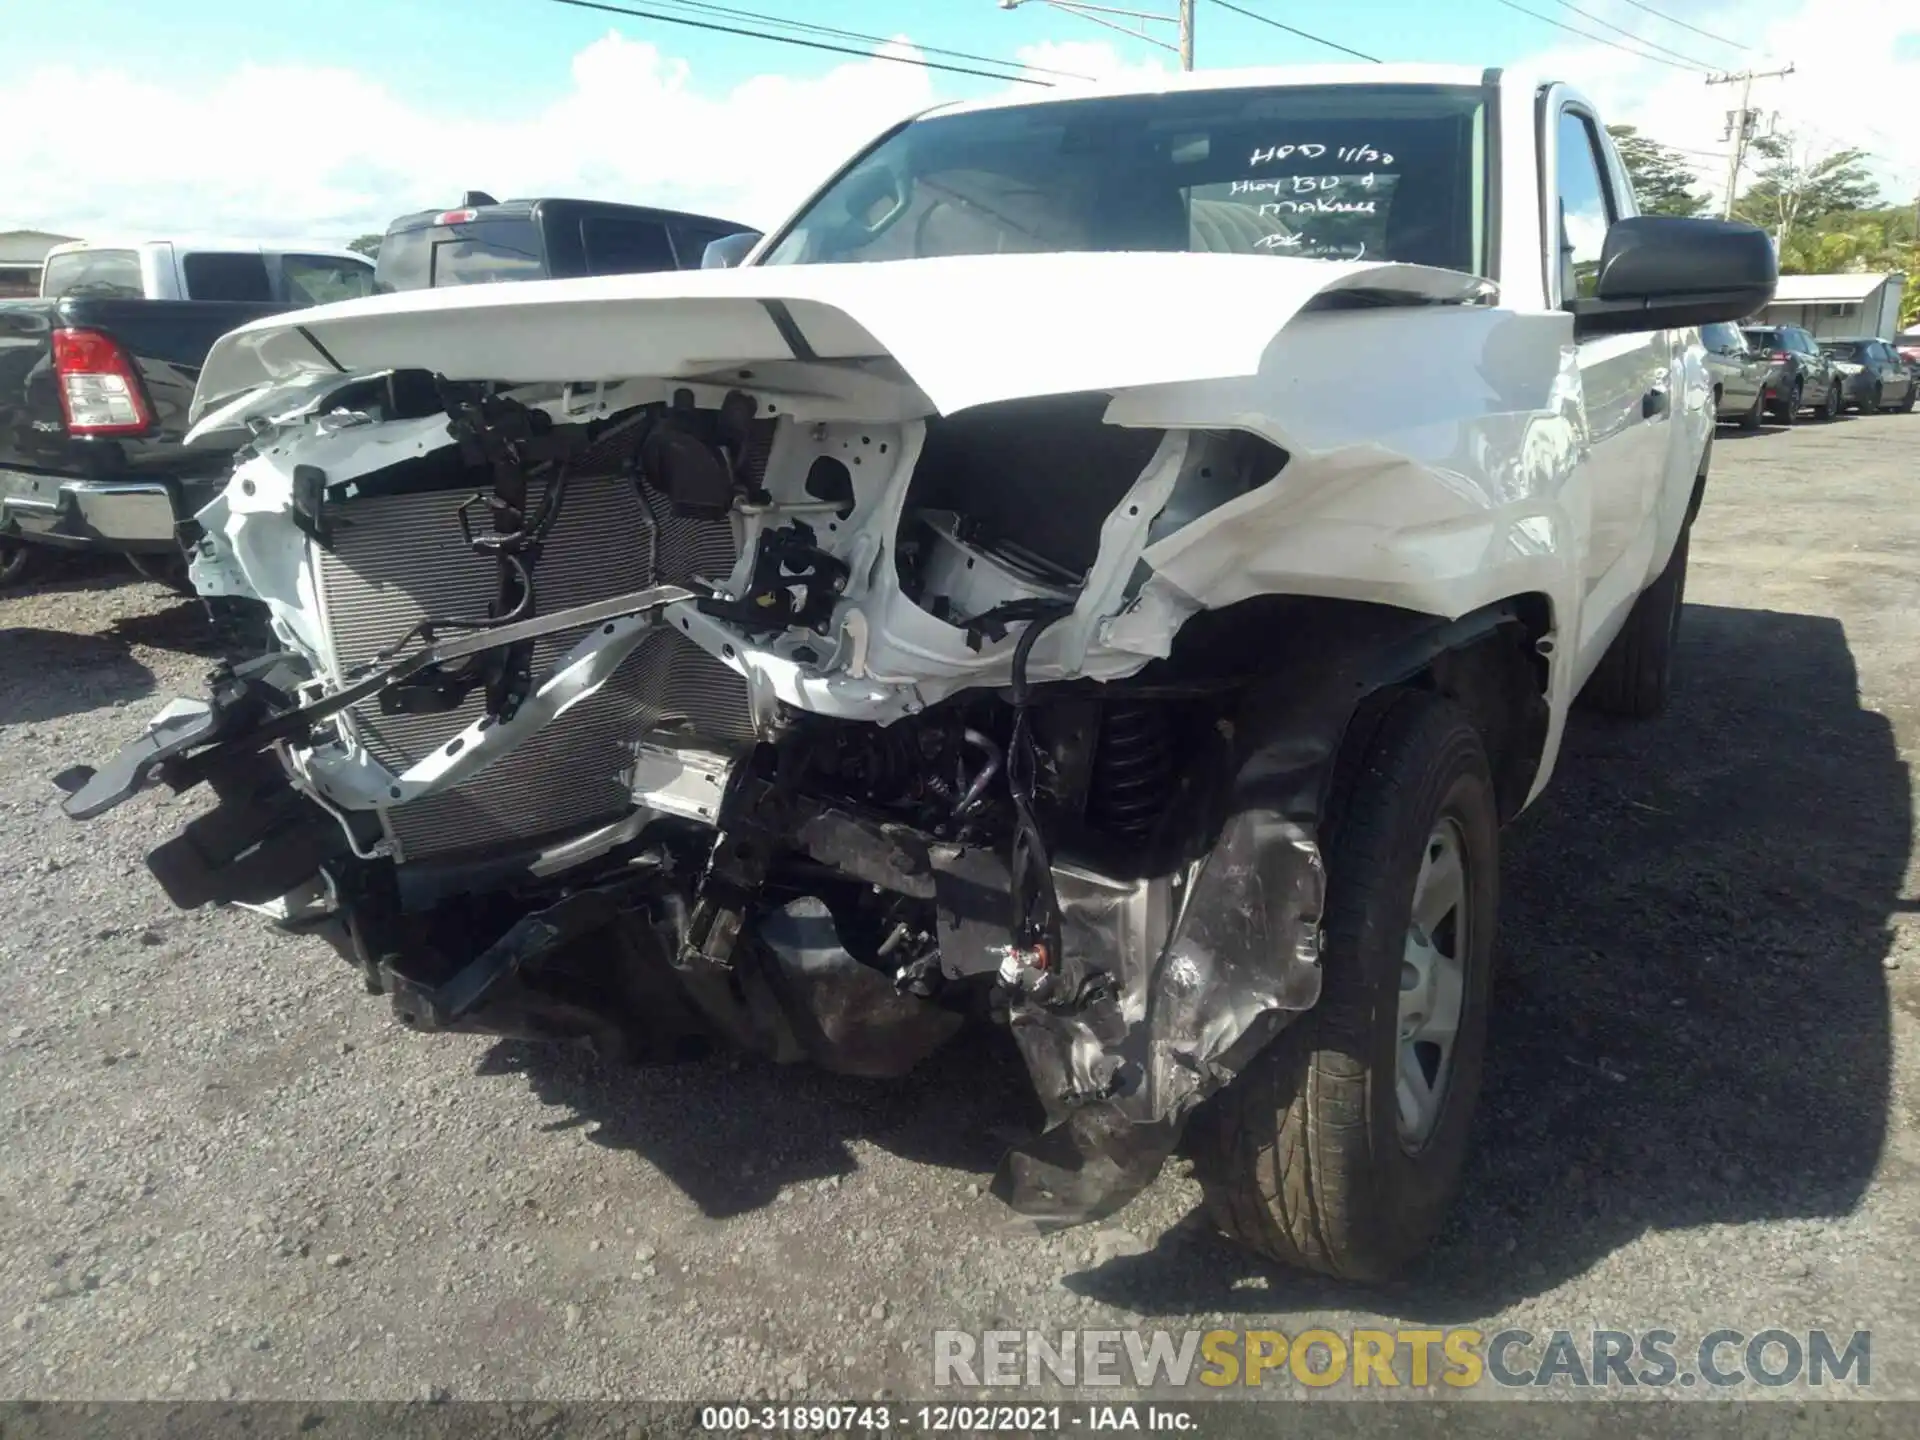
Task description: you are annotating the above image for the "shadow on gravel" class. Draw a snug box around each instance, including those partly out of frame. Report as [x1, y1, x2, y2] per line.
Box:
[0, 547, 145, 596]
[1069, 602, 1907, 1318]
[0, 625, 156, 724]
[483, 1023, 1039, 1220]
[106, 597, 238, 658]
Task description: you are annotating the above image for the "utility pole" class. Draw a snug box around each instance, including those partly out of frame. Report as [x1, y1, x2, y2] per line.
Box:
[1706, 64, 1794, 220]
[996, 0, 1195, 71]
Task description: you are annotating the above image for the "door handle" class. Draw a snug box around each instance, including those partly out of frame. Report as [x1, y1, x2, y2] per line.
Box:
[1642, 388, 1670, 419]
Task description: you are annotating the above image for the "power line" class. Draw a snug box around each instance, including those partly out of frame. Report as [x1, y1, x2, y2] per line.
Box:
[1209, 0, 1380, 63]
[643, 0, 1095, 81]
[545, 0, 1055, 85]
[1546, 0, 1715, 71]
[1488, 0, 1708, 74]
[1612, 0, 1752, 55]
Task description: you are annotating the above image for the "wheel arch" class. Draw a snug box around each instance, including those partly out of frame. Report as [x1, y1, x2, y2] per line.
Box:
[1187, 592, 1554, 844]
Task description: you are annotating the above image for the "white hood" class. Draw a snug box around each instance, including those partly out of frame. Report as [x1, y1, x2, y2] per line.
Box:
[189, 252, 1492, 427]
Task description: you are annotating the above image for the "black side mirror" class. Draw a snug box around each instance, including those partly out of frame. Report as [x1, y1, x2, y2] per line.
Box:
[701, 230, 763, 270]
[1571, 216, 1777, 337]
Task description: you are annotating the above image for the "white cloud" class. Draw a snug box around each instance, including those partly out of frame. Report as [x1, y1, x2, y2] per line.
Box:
[1510, 0, 1920, 213]
[0, 27, 1175, 246]
[1012, 38, 1170, 88]
[0, 30, 956, 242]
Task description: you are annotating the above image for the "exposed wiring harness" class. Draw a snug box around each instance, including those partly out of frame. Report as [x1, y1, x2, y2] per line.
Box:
[367, 462, 574, 668]
[1003, 601, 1076, 973]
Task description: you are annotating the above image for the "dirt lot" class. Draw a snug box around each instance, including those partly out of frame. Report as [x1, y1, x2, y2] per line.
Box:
[1, 411, 1918, 1405]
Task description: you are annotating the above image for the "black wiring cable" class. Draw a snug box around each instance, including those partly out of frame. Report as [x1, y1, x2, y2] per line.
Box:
[1545, 0, 1715, 71]
[1613, 0, 1751, 55]
[368, 460, 577, 667]
[1003, 603, 1076, 975]
[1208, 0, 1380, 64]
[1488, 0, 1709, 74]
[546, 0, 1056, 85]
[369, 550, 537, 667]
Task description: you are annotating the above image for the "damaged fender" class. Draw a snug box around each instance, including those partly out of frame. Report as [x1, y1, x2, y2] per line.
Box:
[989, 598, 1538, 1221]
[994, 811, 1325, 1223]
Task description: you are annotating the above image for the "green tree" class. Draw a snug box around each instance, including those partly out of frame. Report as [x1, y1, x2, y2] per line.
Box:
[347, 233, 383, 258]
[1606, 125, 1708, 217]
[1734, 134, 1882, 252]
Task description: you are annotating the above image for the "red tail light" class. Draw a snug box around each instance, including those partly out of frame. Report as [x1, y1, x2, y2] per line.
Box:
[435, 208, 478, 225]
[52, 328, 153, 437]
[1770, 350, 1790, 362]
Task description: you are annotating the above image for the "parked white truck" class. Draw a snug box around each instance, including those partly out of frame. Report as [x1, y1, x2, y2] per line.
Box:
[60, 66, 1775, 1279]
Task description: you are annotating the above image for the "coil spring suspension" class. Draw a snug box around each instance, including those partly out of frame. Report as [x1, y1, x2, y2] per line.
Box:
[1088, 704, 1176, 843]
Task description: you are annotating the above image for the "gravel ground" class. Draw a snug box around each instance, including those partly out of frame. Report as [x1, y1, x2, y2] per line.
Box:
[2, 412, 1917, 1406]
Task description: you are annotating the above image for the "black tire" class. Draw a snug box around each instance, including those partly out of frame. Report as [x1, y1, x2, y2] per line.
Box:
[1901, 381, 1917, 415]
[1819, 382, 1842, 422]
[125, 549, 195, 595]
[1738, 387, 1764, 431]
[1864, 383, 1883, 415]
[1579, 525, 1690, 719]
[1194, 690, 1499, 1283]
[1775, 380, 1802, 425]
[0, 538, 37, 589]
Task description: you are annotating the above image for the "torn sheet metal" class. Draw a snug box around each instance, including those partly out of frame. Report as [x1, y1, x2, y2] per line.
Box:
[988, 810, 1326, 1224]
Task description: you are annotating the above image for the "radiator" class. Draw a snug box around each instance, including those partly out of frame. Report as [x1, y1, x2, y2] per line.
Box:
[313, 436, 755, 862]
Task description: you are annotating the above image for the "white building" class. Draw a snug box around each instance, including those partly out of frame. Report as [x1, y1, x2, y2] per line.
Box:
[0, 229, 80, 296]
[1758, 272, 1908, 340]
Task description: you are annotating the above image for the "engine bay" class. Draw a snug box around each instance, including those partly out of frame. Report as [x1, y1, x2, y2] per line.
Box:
[57, 369, 1333, 1224]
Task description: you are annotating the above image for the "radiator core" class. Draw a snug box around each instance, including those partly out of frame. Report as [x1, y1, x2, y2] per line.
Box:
[312, 442, 754, 862]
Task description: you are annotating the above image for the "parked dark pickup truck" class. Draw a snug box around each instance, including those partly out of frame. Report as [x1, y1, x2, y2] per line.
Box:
[1, 239, 375, 587]
[372, 192, 759, 291]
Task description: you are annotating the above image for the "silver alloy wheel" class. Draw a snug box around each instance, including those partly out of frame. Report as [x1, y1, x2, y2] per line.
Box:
[1396, 817, 1470, 1149]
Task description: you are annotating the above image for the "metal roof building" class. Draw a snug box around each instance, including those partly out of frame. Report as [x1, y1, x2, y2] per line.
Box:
[1759, 271, 1907, 340]
[0, 229, 80, 297]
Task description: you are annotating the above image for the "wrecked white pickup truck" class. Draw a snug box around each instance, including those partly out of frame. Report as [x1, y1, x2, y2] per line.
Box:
[59, 66, 1775, 1279]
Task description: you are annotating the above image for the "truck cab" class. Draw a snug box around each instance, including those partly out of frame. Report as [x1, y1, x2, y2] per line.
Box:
[39, 238, 374, 305]
[372, 193, 759, 291]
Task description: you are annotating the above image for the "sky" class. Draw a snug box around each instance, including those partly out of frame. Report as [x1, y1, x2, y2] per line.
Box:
[2, 0, 1916, 244]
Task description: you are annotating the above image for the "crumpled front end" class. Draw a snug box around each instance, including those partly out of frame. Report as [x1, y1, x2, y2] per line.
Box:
[58, 252, 1581, 1223]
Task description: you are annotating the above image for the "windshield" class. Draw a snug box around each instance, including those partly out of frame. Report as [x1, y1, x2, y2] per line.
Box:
[762, 83, 1490, 273]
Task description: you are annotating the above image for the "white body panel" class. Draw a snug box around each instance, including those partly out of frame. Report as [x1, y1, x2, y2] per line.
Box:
[187, 253, 1490, 425]
[177, 65, 1713, 834]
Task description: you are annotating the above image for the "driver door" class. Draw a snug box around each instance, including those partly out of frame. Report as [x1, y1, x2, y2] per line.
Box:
[1550, 98, 1669, 649]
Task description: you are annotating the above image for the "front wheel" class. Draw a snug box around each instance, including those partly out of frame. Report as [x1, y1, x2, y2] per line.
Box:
[1738, 387, 1765, 431]
[1820, 383, 1842, 422]
[1901, 381, 1917, 415]
[1195, 691, 1499, 1282]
